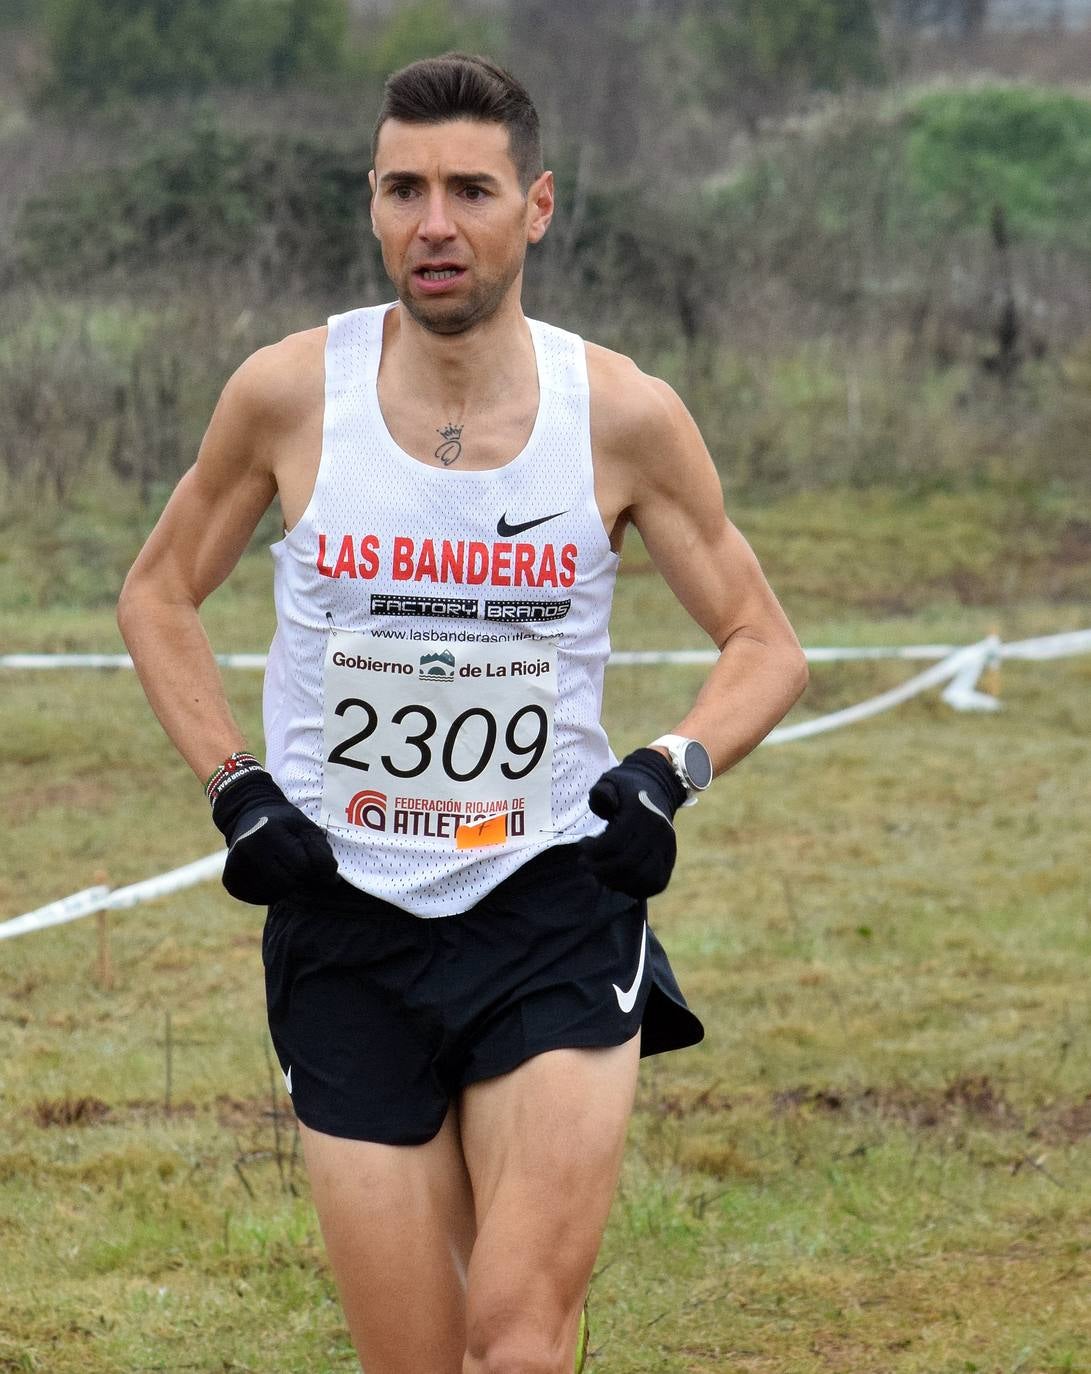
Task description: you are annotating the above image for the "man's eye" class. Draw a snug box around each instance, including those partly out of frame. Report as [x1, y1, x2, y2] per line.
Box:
[462, 186, 486, 201]
[391, 185, 415, 200]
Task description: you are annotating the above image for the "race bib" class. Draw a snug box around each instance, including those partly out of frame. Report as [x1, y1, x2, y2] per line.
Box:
[322, 632, 556, 849]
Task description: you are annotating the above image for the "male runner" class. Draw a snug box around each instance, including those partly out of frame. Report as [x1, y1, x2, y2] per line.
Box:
[117, 54, 808, 1374]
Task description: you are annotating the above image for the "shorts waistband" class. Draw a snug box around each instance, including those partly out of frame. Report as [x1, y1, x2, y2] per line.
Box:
[272, 843, 584, 921]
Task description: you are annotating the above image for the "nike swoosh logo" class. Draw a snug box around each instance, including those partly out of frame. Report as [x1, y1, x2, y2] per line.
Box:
[497, 509, 568, 537]
[283, 1065, 292, 1094]
[232, 815, 268, 846]
[614, 921, 648, 1014]
[637, 790, 674, 829]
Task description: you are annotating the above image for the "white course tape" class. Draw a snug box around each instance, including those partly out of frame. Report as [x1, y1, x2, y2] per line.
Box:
[0, 885, 111, 941]
[2, 629, 1088, 941]
[100, 851, 226, 912]
[765, 640, 991, 743]
[0, 854, 225, 942]
[0, 653, 267, 670]
[4, 639, 1086, 671]
[1000, 628, 1091, 661]
[941, 634, 1002, 713]
[2, 646, 968, 669]
[610, 645, 966, 666]
[803, 645, 960, 662]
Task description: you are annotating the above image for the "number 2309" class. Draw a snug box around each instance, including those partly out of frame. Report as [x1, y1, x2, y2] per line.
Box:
[328, 699, 549, 783]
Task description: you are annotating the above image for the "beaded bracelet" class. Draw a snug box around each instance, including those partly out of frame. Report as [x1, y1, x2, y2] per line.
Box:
[204, 751, 263, 806]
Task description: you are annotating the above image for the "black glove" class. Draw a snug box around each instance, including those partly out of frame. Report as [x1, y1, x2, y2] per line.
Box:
[210, 767, 339, 905]
[578, 748, 687, 898]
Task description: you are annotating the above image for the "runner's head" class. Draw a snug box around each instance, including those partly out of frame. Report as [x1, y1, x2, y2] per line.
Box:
[372, 54, 543, 193]
[369, 54, 553, 335]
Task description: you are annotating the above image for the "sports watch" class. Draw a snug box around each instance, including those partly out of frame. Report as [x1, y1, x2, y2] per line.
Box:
[648, 734, 714, 806]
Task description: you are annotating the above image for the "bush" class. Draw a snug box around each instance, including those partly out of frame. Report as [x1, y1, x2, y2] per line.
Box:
[906, 86, 1091, 250]
[0, 287, 315, 504]
[40, 0, 350, 105]
[684, 0, 885, 129]
[356, 0, 505, 80]
[695, 87, 1091, 355]
[0, 0, 36, 23]
[14, 119, 382, 293]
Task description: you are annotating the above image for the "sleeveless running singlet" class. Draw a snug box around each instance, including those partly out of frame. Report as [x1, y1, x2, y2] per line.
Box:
[263, 303, 620, 917]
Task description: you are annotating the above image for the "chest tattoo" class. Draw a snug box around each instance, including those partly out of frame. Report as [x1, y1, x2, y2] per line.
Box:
[435, 422, 464, 466]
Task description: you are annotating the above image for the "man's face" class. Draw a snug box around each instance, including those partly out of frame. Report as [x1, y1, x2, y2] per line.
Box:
[369, 118, 553, 336]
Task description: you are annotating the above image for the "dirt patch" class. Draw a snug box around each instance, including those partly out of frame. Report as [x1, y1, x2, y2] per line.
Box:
[27, 1095, 285, 1129]
[120, 1096, 283, 1129]
[2, 777, 116, 822]
[639, 1082, 735, 1118]
[773, 1074, 1024, 1130]
[33, 1094, 111, 1127]
[642, 1073, 1063, 1135]
[768, 1076, 1091, 1143]
[1056, 516, 1091, 562]
[773, 1085, 850, 1115]
[866, 1073, 1022, 1130]
[1030, 1093, 1091, 1146]
[214, 1094, 284, 1129]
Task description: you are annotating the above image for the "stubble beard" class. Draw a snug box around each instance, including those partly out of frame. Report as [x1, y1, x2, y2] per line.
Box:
[394, 257, 524, 337]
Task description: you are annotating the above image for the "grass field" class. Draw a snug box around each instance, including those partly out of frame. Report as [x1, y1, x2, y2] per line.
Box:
[1, 485, 1090, 1373]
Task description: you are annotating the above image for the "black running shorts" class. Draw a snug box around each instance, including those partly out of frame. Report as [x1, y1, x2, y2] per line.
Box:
[262, 843, 704, 1144]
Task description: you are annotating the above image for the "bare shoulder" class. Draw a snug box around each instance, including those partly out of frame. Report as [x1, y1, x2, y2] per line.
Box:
[227, 325, 326, 432]
[585, 341, 684, 460]
[585, 338, 712, 524]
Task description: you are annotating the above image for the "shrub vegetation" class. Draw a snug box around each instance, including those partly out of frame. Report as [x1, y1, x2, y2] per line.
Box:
[906, 85, 1091, 248]
[0, 4, 1089, 511]
[40, 0, 350, 104]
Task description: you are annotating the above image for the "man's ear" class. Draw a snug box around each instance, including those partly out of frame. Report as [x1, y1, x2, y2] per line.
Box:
[368, 168, 379, 239]
[527, 170, 555, 244]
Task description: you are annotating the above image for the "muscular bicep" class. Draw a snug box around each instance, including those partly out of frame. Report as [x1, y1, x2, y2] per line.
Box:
[120, 362, 278, 609]
[630, 384, 801, 653]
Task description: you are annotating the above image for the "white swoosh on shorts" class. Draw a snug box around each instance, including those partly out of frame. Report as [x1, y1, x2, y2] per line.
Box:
[613, 920, 648, 1014]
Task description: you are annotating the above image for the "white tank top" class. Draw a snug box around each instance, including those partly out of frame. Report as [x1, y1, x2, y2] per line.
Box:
[263, 302, 620, 916]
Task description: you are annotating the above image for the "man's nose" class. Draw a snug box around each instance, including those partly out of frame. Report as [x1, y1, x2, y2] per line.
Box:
[417, 190, 456, 243]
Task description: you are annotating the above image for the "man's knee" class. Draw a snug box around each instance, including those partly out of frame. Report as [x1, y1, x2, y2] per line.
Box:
[464, 1290, 578, 1374]
[463, 1335, 566, 1374]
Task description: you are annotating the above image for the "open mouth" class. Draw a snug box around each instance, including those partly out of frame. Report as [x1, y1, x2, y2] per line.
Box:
[413, 263, 467, 292]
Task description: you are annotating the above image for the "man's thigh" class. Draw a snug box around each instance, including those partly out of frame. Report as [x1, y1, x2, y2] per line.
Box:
[299, 1107, 477, 1374]
[457, 1034, 642, 1371]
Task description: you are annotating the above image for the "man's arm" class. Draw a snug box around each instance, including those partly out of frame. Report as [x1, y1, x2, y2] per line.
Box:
[629, 373, 808, 773]
[116, 346, 283, 783]
[118, 333, 341, 905]
[593, 353, 809, 777]
[576, 350, 806, 898]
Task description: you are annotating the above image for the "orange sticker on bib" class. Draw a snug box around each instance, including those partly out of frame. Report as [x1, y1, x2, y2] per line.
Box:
[455, 814, 509, 849]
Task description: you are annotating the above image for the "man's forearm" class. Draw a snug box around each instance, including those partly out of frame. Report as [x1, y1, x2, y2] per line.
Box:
[117, 592, 249, 785]
[668, 631, 808, 777]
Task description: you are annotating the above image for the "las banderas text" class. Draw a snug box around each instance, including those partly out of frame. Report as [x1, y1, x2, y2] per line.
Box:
[316, 533, 577, 589]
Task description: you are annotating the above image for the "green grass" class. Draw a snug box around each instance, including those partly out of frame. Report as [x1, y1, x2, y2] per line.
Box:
[1, 487, 1090, 1372]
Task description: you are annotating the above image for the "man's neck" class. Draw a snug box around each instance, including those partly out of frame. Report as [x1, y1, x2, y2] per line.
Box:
[381, 293, 536, 413]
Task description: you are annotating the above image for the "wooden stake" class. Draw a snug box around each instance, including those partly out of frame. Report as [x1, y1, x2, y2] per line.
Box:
[983, 623, 1002, 699]
[164, 1010, 173, 1117]
[93, 867, 113, 990]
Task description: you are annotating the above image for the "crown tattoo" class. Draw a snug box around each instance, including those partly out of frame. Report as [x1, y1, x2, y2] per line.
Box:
[437, 423, 464, 441]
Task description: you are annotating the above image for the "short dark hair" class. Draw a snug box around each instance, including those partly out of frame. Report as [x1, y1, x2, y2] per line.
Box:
[372, 53, 543, 192]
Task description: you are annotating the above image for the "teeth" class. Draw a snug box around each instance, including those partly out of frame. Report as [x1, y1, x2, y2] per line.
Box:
[421, 269, 458, 280]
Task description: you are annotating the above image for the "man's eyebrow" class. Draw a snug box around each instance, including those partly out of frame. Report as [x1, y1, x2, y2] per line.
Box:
[379, 170, 503, 188]
[448, 172, 502, 187]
